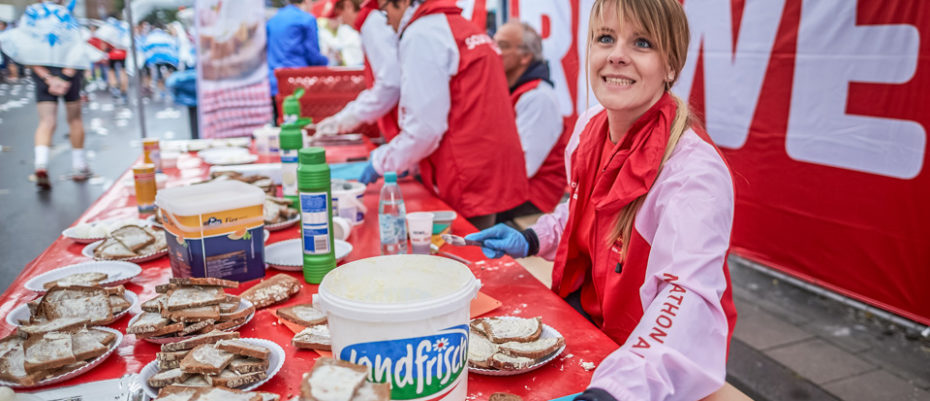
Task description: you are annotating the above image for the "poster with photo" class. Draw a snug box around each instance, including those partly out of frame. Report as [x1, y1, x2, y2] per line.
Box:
[195, 0, 272, 138]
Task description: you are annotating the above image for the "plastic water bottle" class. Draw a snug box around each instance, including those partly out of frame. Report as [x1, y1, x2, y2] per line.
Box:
[379, 172, 407, 255]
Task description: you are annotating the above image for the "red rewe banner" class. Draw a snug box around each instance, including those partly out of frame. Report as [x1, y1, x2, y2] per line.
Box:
[513, 0, 930, 325]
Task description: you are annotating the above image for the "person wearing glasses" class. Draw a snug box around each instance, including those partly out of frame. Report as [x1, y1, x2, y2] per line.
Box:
[358, 0, 529, 229]
[467, 0, 738, 399]
[315, 0, 402, 141]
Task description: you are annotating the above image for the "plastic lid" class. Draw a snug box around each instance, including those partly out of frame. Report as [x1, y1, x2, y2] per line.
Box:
[384, 171, 397, 183]
[156, 180, 265, 216]
[279, 123, 303, 149]
[299, 147, 326, 165]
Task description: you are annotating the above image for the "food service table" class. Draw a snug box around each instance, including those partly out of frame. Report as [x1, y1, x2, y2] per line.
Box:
[0, 143, 617, 400]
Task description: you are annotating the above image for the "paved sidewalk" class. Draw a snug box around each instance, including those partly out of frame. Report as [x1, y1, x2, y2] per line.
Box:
[515, 250, 930, 400]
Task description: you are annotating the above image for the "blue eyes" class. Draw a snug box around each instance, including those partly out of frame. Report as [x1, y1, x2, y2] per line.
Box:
[595, 34, 653, 49]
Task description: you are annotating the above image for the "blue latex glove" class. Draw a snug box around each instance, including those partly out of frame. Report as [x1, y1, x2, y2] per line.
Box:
[465, 223, 528, 259]
[359, 161, 381, 185]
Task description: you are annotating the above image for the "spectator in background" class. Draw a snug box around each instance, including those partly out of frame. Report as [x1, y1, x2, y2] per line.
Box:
[267, 0, 329, 124]
[0, 20, 7, 82]
[141, 25, 179, 102]
[493, 21, 568, 222]
[315, 0, 400, 139]
[0, 20, 18, 82]
[317, 0, 364, 67]
[86, 25, 108, 91]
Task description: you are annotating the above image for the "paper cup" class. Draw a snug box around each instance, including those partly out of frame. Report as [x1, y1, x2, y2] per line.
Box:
[406, 212, 434, 255]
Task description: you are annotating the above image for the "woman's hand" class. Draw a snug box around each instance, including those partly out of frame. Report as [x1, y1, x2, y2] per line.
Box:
[465, 224, 529, 259]
[46, 75, 71, 96]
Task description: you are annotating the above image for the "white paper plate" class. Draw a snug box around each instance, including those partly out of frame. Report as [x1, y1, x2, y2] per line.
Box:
[138, 337, 284, 398]
[6, 290, 138, 327]
[62, 218, 152, 243]
[24, 261, 143, 293]
[468, 318, 566, 376]
[265, 239, 352, 271]
[127, 299, 255, 344]
[0, 327, 123, 389]
[265, 214, 299, 232]
[264, 229, 270, 243]
[83, 240, 168, 264]
[198, 148, 257, 165]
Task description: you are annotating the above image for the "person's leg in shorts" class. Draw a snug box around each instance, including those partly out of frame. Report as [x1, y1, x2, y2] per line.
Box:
[63, 73, 90, 180]
[33, 75, 59, 189]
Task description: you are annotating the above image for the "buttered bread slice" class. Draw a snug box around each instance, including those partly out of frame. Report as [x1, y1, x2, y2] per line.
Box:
[480, 316, 543, 343]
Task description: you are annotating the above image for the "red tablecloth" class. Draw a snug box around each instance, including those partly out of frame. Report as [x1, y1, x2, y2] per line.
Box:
[0, 144, 616, 400]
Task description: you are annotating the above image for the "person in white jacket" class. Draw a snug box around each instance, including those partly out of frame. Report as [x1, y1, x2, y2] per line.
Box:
[466, 0, 738, 399]
[315, 0, 401, 138]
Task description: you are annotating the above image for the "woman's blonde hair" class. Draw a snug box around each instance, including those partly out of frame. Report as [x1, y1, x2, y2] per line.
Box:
[584, 0, 694, 261]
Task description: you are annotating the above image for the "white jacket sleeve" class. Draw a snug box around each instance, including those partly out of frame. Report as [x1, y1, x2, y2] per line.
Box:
[529, 105, 604, 260]
[342, 12, 401, 123]
[371, 15, 456, 175]
[588, 133, 735, 400]
[514, 83, 563, 177]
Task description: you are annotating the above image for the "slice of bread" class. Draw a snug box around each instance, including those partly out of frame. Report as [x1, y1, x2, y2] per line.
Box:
[207, 369, 267, 388]
[240, 274, 301, 309]
[109, 294, 131, 314]
[160, 374, 211, 389]
[179, 344, 234, 374]
[70, 329, 111, 360]
[95, 239, 137, 260]
[161, 330, 240, 352]
[135, 323, 185, 339]
[489, 393, 524, 401]
[39, 286, 114, 325]
[111, 224, 156, 252]
[157, 350, 190, 362]
[276, 304, 327, 327]
[218, 304, 255, 322]
[352, 382, 391, 401]
[467, 332, 498, 369]
[481, 316, 543, 343]
[152, 387, 200, 401]
[155, 283, 177, 294]
[0, 336, 42, 386]
[165, 286, 227, 311]
[488, 353, 535, 371]
[179, 320, 216, 336]
[147, 367, 190, 388]
[169, 277, 239, 288]
[43, 272, 108, 289]
[164, 305, 221, 322]
[18, 316, 89, 336]
[498, 337, 564, 359]
[300, 357, 368, 401]
[23, 332, 77, 373]
[142, 294, 168, 312]
[470, 318, 487, 337]
[158, 358, 181, 370]
[228, 357, 269, 374]
[127, 312, 170, 334]
[214, 316, 248, 331]
[215, 339, 270, 360]
[292, 324, 331, 351]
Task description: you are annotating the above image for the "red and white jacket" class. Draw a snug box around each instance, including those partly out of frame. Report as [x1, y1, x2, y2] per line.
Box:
[531, 105, 738, 400]
[337, 0, 401, 140]
[371, 1, 528, 217]
[511, 78, 568, 212]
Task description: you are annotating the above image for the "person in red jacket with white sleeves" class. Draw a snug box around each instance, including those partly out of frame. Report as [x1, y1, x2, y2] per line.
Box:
[361, 0, 529, 229]
[316, 0, 402, 140]
[467, 0, 738, 399]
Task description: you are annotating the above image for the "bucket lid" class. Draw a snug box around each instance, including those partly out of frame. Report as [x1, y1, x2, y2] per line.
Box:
[317, 255, 481, 322]
[156, 181, 265, 216]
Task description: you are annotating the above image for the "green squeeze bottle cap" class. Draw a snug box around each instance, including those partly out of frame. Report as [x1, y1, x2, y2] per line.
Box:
[279, 123, 303, 150]
[283, 87, 305, 118]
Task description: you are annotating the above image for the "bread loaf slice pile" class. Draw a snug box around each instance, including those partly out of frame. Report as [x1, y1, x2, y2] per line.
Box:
[0, 326, 117, 386]
[93, 224, 168, 260]
[19, 285, 130, 327]
[275, 303, 330, 351]
[130, 278, 254, 340]
[146, 331, 275, 396]
[264, 196, 299, 225]
[299, 357, 390, 401]
[467, 316, 565, 371]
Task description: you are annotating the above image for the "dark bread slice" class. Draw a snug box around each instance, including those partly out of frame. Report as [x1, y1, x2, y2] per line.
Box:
[489, 393, 524, 401]
[165, 286, 227, 311]
[0, 336, 43, 386]
[169, 277, 239, 288]
[161, 330, 239, 352]
[23, 332, 76, 373]
[158, 358, 181, 370]
[152, 387, 200, 401]
[498, 336, 564, 359]
[135, 323, 184, 338]
[228, 357, 269, 374]
[207, 369, 267, 388]
[142, 294, 168, 312]
[292, 324, 331, 351]
[111, 224, 156, 252]
[71, 329, 112, 360]
[43, 272, 108, 289]
[17, 316, 89, 336]
[147, 367, 190, 388]
[481, 316, 543, 343]
[179, 320, 215, 336]
[196, 387, 262, 401]
[467, 332, 497, 369]
[488, 353, 535, 371]
[109, 294, 131, 314]
[215, 339, 270, 360]
[352, 382, 391, 401]
[178, 344, 234, 374]
[39, 286, 114, 325]
[164, 305, 221, 322]
[240, 274, 301, 309]
[218, 304, 254, 322]
[127, 311, 170, 334]
[275, 303, 326, 327]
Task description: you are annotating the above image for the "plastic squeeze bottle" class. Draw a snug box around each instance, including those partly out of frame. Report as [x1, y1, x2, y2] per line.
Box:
[297, 147, 336, 284]
[282, 88, 305, 125]
[279, 122, 302, 207]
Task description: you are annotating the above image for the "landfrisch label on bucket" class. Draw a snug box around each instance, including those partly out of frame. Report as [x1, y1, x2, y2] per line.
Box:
[340, 324, 469, 400]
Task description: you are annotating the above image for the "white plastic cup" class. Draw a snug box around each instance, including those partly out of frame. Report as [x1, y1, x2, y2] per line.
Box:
[406, 212, 434, 255]
[332, 216, 352, 241]
[316, 254, 480, 401]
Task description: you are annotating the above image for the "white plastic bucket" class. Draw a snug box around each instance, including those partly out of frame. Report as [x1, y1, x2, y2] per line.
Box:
[331, 179, 367, 225]
[316, 255, 480, 401]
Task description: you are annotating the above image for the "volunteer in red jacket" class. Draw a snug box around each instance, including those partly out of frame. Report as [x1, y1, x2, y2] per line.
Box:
[315, 0, 401, 140]
[493, 21, 567, 221]
[467, 0, 738, 399]
[362, 0, 529, 229]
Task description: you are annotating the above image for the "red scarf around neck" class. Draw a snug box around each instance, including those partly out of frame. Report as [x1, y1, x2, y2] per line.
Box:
[552, 92, 678, 297]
